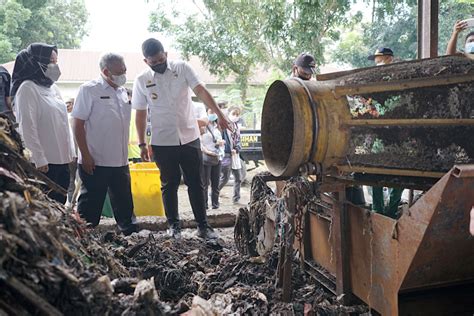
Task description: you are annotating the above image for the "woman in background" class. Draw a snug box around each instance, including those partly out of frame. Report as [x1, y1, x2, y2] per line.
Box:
[201, 108, 224, 209]
[219, 106, 242, 204]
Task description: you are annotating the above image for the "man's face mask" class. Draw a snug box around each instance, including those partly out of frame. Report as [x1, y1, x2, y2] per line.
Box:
[150, 61, 167, 74]
[111, 73, 127, 86]
[40, 62, 61, 82]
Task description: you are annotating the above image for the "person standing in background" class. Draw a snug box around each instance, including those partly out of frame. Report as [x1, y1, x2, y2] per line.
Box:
[0, 66, 13, 119]
[65, 97, 79, 206]
[368, 47, 404, 218]
[11, 43, 74, 203]
[446, 20, 474, 56]
[219, 106, 242, 204]
[201, 108, 224, 210]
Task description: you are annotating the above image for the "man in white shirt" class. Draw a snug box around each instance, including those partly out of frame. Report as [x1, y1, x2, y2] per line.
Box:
[132, 38, 230, 240]
[72, 53, 137, 235]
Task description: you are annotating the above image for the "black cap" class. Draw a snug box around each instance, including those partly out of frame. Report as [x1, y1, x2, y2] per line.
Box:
[368, 47, 394, 60]
[294, 53, 316, 74]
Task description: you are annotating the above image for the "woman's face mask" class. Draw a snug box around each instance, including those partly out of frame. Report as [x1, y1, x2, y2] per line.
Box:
[40, 62, 61, 82]
[229, 114, 239, 123]
[208, 113, 218, 122]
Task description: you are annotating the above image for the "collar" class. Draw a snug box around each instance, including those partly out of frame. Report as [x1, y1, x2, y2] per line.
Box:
[98, 75, 113, 90]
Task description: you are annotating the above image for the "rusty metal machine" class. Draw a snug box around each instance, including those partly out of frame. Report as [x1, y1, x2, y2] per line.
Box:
[260, 55, 474, 315]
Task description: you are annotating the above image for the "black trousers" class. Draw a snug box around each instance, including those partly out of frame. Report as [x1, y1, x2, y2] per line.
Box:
[77, 165, 136, 234]
[202, 162, 221, 208]
[45, 163, 70, 204]
[152, 142, 208, 229]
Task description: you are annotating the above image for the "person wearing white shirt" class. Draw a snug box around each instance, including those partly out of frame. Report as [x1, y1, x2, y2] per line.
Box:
[132, 38, 230, 240]
[11, 43, 74, 203]
[201, 109, 225, 210]
[65, 97, 79, 205]
[193, 101, 208, 127]
[72, 53, 137, 235]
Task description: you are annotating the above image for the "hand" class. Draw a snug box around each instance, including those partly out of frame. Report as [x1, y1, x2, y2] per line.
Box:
[453, 20, 468, 35]
[205, 150, 218, 156]
[37, 164, 49, 173]
[231, 149, 236, 155]
[82, 154, 95, 175]
[140, 146, 150, 162]
[217, 114, 232, 131]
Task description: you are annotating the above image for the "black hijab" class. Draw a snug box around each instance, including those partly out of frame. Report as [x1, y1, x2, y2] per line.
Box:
[10, 43, 58, 98]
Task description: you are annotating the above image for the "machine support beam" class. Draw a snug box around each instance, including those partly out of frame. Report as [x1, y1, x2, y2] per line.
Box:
[418, 0, 439, 58]
[334, 190, 352, 301]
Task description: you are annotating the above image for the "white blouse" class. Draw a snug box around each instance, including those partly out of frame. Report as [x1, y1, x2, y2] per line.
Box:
[15, 80, 74, 167]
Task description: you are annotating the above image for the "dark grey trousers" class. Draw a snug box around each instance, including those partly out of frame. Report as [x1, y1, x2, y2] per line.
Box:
[152, 141, 208, 229]
[219, 161, 241, 202]
[77, 165, 136, 234]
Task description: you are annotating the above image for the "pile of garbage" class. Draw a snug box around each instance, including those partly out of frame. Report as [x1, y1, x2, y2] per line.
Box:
[99, 231, 368, 315]
[0, 115, 137, 315]
[0, 114, 368, 315]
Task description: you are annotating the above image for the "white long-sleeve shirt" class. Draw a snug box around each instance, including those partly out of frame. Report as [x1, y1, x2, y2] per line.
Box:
[15, 80, 74, 167]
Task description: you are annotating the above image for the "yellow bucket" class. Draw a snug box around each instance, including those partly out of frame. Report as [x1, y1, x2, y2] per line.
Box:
[129, 162, 165, 216]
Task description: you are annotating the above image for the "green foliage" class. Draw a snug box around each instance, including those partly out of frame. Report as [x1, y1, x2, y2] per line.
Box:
[149, 0, 353, 102]
[332, 0, 474, 68]
[0, 0, 88, 63]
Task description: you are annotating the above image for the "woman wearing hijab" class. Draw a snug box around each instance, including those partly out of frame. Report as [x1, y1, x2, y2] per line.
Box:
[11, 43, 74, 203]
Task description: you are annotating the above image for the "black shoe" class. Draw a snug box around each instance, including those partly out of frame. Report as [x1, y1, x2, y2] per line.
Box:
[122, 224, 139, 236]
[212, 205, 219, 209]
[167, 226, 182, 239]
[197, 225, 218, 240]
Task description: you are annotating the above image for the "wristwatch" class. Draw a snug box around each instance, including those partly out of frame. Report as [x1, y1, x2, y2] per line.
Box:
[138, 143, 147, 148]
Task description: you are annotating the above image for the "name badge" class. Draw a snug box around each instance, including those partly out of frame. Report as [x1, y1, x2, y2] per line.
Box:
[100, 96, 111, 99]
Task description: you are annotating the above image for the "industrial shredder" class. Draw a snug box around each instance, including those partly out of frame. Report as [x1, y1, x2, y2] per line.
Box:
[260, 55, 474, 315]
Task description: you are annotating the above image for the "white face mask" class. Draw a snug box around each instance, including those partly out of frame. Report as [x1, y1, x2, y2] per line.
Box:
[376, 61, 385, 66]
[42, 63, 61, 82]
[229, 115, 239, 123]
[465, 42, 474, 54]
[111, 74, 127, 86]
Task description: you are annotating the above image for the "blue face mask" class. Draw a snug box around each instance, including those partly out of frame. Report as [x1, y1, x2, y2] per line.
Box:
[208, 113, 218, 122]
[465, 42, 474, 54]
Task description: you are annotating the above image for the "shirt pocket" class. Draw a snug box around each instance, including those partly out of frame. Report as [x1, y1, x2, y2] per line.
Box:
[169, 75, 187, 97]
[94, 98, 117, 119]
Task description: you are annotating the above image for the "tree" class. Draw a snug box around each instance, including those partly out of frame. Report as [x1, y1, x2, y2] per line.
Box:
[332, 0, 474, 68]
[0, 0, 88, 63]
[149, 0, 352, 102]
[150, 0, 267, 101]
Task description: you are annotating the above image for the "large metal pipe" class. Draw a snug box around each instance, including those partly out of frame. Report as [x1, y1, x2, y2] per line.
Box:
[261, 55, 474, 178]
